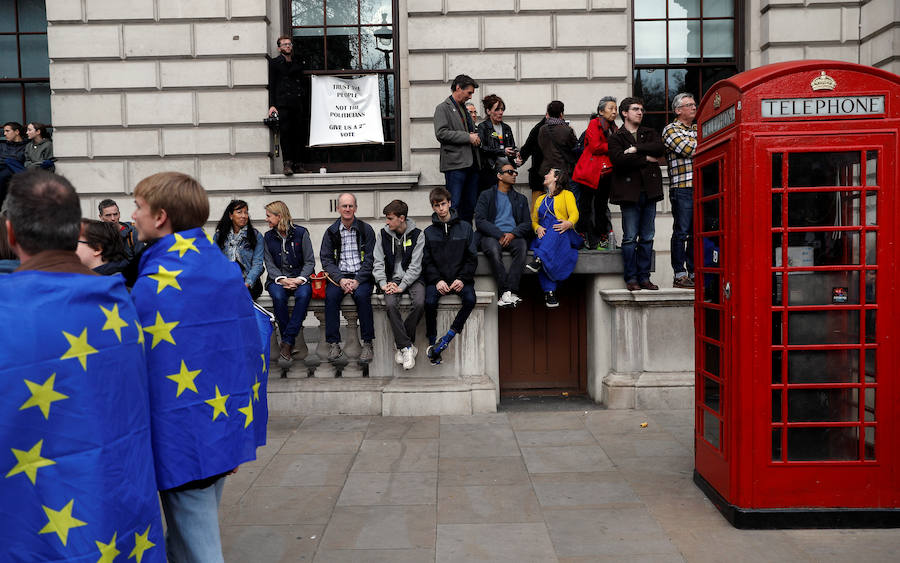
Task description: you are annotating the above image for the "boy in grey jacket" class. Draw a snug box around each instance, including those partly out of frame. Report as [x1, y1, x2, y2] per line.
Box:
[373, 200, 426, 370]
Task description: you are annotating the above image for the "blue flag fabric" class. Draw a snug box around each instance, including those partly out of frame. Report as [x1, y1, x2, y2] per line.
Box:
[0, 272, 164, 563]
[131, 228, 263, 490]
[251, 302, 274, 448]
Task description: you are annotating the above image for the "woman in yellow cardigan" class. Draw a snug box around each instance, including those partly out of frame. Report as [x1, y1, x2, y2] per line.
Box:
[524, 168, 581, 307]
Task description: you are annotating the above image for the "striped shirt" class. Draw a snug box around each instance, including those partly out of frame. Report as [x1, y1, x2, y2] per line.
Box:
[338, 223, 361, 274]
[662, 120, 697, 189]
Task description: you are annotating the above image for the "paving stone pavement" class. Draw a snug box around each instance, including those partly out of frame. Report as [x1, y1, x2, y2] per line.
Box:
[219, 409, 900, 562]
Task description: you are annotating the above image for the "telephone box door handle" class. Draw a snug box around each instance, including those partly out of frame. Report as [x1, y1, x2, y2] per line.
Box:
[724, 281, 731, 300]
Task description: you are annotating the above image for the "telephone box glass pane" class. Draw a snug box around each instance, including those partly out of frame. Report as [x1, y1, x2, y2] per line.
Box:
[772, 152, 783, 189]
[704, 307, 721, 340]
[704, 343, 720, 377]
[771, 233, 783, 268]
[865, 349, 876, 382]
[704, 274, 720, 303]
[702, 200, 719, 232]
[703, 411, 720, 448]
[787, 191, 863, 227]
[781, 231, 860, 266]
[865, 232, 877, 265]
[865, 193, 877, 225]
[702, 236, 720, 269]
[865, 271, 876, 303]
[788, 389, 858, 422]
[865, 311, 876, 343]
[787, 152, 861, 187]
[787, 427, 859, 461]
[865, 427, 875, 460]
[865, 150, 878, 185]
[634, 22, 667, 64]
[787, 271, 859, 306]
[700, 163, 719, 197]
[772, 311, 782, 345]
[772, 272, 782, 305]
[772, 350, 783, 383]
[787, 349, 858, 384]
[772, 429, 782, 461]
[772, 194, 782, 227]
[787, 310, 859, 345]
[864, 388, 875, 421]
[772, 390, 781, 422]
[704, 377, 721, 412]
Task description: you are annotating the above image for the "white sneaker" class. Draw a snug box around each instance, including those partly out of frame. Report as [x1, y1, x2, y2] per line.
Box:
[401, 346, 415, 370]
[395, 348, 403, 365]
[498, 291, 514, 308]
[508, 292, 522, 306]
[410, 344, 418, 358]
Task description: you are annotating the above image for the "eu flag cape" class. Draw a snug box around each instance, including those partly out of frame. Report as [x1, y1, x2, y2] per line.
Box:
[0, 271, 164, 562]
[251, 301, 274, 448]
[131, 228, 264, 490]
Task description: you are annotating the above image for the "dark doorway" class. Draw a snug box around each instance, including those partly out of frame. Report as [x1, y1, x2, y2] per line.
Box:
[498, 275, 587, 395]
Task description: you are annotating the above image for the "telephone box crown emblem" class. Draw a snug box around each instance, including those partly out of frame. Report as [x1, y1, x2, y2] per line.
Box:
[713, 92, 721, 109]
[811, 71, 837, 91]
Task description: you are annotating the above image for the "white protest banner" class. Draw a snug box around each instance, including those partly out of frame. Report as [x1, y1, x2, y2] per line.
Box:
[308, 74, 385, 146]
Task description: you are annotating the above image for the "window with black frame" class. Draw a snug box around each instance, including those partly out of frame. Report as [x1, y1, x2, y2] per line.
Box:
[632, 0, 740, 133]
[0, 0, 50, 126]
[289, 0, 399, 171]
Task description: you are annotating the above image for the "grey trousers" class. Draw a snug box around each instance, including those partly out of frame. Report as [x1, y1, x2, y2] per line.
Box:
[384, 280, 425, 349]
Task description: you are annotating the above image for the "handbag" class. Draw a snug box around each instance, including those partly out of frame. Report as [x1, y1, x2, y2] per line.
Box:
[571, 120, 613, 189]
[309, 272, 328, 299]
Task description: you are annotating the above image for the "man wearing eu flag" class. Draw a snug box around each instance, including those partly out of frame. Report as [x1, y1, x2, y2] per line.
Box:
[130, 171, 264, 563]
[1, 170, 164, 562]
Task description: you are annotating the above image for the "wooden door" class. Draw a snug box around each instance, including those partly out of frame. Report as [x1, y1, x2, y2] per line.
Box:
[498, 275, 587, 394]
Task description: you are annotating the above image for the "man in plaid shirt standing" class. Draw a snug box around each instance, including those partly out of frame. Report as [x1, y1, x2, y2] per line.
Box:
[662, 93, 698, 289]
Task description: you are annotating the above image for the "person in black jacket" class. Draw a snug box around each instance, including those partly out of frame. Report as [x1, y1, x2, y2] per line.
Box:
[607, 97, 665, 291]
[476, 94, 517, 192]
[517, 115, 547, 200]
[422, 187, 478, 366]
[475, 163, 532, 308]
[320, 193, 377, 366]
[267, 35, 308, 175]
[0, 122, 27, 206]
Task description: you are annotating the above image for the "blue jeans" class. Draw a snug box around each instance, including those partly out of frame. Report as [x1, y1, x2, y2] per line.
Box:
[267, 282, 312, 346]
[160, 476, 226, 563]
[669, 187, 694, 277]
[444, 166, 479, 223]
[424, 283, 476, 342]
[620, 192, 656, 283]
[325, 278, 374, 343]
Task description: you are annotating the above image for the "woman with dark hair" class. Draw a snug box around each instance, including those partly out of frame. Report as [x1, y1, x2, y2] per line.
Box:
[524, 168, 581, 308]
[572, 96, 618, 249]
[263, 200, 315, 363]
[24, 122, 54, 171]
[76, 219, 129, 276]
[212, 199, 265, 299]
[477, 94, 517, 192]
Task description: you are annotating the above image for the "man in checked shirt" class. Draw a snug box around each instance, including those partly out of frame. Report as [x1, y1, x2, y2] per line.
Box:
[662, 93, 698, 289]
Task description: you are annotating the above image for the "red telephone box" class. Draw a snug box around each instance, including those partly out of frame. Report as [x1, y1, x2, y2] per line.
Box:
[692, 60, 900, 527]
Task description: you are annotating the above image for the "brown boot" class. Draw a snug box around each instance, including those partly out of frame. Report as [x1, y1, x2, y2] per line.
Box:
[282, 161, 294, 176]
[279, 342, 292, 362]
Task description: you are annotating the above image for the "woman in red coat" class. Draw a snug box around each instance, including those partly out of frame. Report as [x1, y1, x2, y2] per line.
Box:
[572, 96, 618, 249]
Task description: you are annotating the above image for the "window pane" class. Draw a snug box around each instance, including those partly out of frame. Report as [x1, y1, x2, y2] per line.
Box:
[0, 83, 22, 123]
[772, 428, 782, 461]
[787, 310, 859, 345]
[705, 0, 735, 17]
[704, 377, 720, 412]
[785, 271, 859, 306]
[0, 35, 19, 79]
[865, 192, 876, 225]
[19, 34, 49, 78]
[703, 274, 719, 304]
[865, 270, 876, 304]
[326, 27, 357, 69]
[787, 350, 858, 384]
[776, 232, 861, 266]
[293, 28, 325, 69]
[668, 20, 700, 63]
[18, 0, 47, 32]
[704, 307, 720, 340]
[772, 350, 782, 383]
[641, 113, 666, 134]
[789, 388, 859, 422]
[704, 343, 720, 377]
[772, 311, 782, 345]
[0, 1, 15, 32]
[378, 73, 394, 118]
[772, 193, 782, 227]
[771, 152, 783, 189]
[635, 0, 666, 18]
[702, 236, 720, 269]
[700, 162, 719, 197]
[634, 21, 667, 64]
[787, 191, 862, 227]
[865, 427, 875, 460]
[669, 0, 700, 18]
[361, 0, 392, 24]
[24, 82, 51, 124]
[701, 199, 718, 231]
[702, 20, 733, 59]
[787, 151, 861, 187]
[701, 66, 736, 95]
[787, 427, 859, 461]
[326, 0, 358, 25]
[772, 390, 781, 422]
[633, 69, 666, 111]
[703, 410, 720, 448]
[865, 150, 877, 185]
[361, 27, 392, 70]
[292, 0, 324, 26]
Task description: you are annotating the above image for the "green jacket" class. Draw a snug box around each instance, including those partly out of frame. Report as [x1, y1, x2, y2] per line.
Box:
[24, 139, 53, 169]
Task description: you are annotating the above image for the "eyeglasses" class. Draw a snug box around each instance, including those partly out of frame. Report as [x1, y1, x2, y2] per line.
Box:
[502, 170, 518, 176]
[678, 103, 697, 109]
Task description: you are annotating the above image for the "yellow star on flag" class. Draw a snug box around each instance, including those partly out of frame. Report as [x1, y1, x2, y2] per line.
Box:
[204, 230, 215, 245]
[205, 386, 229, 420]
[135, 320, 145, 348]
[39, 499, 87, 546]
[252, 377, 260, 402]
[128, 524, 156, 563]
[96, 531, 120, 563]
[60, 328, 99, 371]
[261, 353, 267, 374]
[20, 373, 69, 419]
[166, 360, 201, 397]
[6, 439, 56, 485]
[143, 312, 178, 349]
[167, 233, 199, 257]
[100, 304, 129, 342]
[147, 265, 183, 294]
[238, 396, 254, 428]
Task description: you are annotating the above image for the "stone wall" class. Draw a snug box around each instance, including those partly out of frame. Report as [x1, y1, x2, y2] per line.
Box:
[45, 0, 271, 219]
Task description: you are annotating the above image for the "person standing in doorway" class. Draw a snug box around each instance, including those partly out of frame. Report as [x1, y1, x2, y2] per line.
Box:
[433, 74, 481, 223]
[267, 35, 308, 175]
[662, 93, 698, 289]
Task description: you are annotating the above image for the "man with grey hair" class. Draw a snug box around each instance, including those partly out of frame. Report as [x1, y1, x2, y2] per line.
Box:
[662, 92, 698, 289]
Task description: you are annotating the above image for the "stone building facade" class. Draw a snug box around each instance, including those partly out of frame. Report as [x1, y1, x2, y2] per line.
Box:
[22, 0, 900, 410]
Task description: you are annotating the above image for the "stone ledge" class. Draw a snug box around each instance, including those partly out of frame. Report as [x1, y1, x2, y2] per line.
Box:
[261, 171, 421, 192]
[601, 371, 694, 410]
[601, 287, 694, 304]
